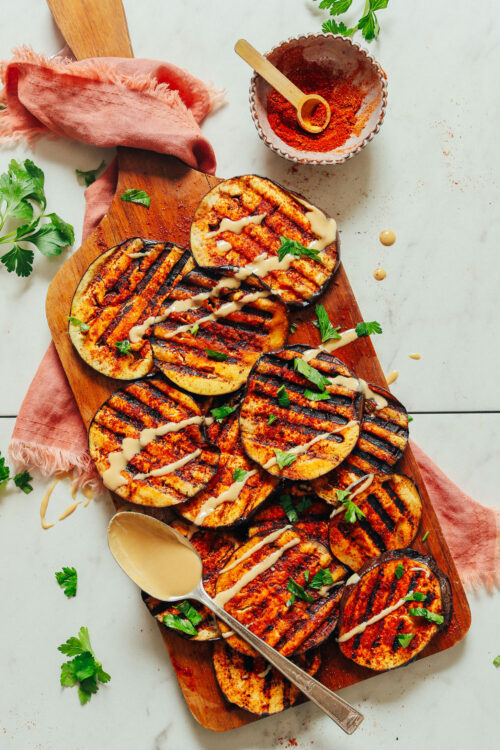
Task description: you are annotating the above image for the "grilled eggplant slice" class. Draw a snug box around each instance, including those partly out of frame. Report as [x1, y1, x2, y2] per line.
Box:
[150, 267, 288, 396]
[329, 474, 422, 571]
[337, 549, 452, 671]
[313, 384, 409, 502]
[239, 345, 362, 480]
[215, 527, 345, 657]
[142, 519, 237, 641]
[213, 642, 321, 716]
[70, 238, 193, 379]
[190, 175, 339, 307]
[88, 377, 220, 507]
[177, 408, 278, 528]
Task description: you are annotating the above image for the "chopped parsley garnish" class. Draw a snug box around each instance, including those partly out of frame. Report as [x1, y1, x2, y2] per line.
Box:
[279, 493, 313, 521]
[278, 236, 323, 264]
[120, 188, 151, 208]
[315, 304, 341, 343]
[289, 322, 298, 335]
[55, 566, 78, 598]
[395, 562, 405, 579]
[0, 452, 33, 494]
[277, 385, 290, 407]
[58, 626, 110, 704]
[164, 601, 203, 636]
[210, 404, 236, 423]
[408, 607, 444, 625]
[286, 594, 295, 607]
[422, 530, 429, 542]
[75, 160, 106, 187]
[309, 568, 334, 590]
[205, 348, 228, 361]
[304, 388, 331, 401]
[408, 415, 414, 423]
[287, 577, 313, 603]
[190, 323, 199, 336]
[274, 449, 298, 470]
[336, 488, 366, 523]
[232, 468, 248, 482]
[294, 357, 330, 391]
[404, 592, 427, 603]
[0, 159, 74, 277]
[176, 600, 203, 626]
[296, 495, 313, 513]
[398, 633, 415, 648]
[0, 453, 10, 487]
[493, 655, 500, 667]
[355, 321, 383, 337]
[68, 316, 90, 333]
[267, 414, 278, 425]
[115, 339, 131, 356]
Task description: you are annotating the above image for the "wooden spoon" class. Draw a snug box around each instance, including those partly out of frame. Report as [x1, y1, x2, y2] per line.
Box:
[235, 38, 331, 134]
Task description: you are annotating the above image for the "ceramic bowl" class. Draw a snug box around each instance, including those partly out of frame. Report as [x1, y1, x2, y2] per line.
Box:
[249, 33, 387, 165]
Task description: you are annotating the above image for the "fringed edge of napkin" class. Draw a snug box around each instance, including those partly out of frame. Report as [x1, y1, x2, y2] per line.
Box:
[461, 511, 500, 593]
[0, 46, 225, 145]
[8, 437, 104, 494]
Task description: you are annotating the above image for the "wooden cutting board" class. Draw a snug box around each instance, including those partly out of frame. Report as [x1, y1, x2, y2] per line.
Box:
[46, 148, 471, 731]
[45, 0, 470, 733]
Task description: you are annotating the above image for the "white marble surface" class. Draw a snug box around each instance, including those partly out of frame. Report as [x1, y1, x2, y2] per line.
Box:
[0, 0, 499, 748]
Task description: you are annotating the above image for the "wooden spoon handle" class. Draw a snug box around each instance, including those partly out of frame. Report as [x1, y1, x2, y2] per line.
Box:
[46, 0, 133, 60]
[235, 38, 304, 108]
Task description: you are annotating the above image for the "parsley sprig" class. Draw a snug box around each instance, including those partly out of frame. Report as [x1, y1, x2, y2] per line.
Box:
[278, 236, 323, 264]
[55, 566, 78, 598]
[274, 449, 298, 470]
[163, 601, 203, 636]
[75, 160, 106, 187]
[58, 626, 110, 704]
[315, 304, 341, 343]
[279, 493, 312, 522]
[336, 488, 366, 523]
[315, 0, 391, 42]
[211, 404, 236, 423]
[0, 159, 74, 277]
[355, 321, 383, 337]
[0, 452, 33, 494]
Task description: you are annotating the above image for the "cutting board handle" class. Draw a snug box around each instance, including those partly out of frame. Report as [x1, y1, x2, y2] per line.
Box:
[46, 0, 133, 59]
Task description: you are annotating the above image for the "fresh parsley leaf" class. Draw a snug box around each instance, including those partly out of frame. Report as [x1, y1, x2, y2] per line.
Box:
[279, 494, 299, 522]
[210, 404, 236, 423]
[58, 626, 93, 657]
[322, 18, 356, 36]
[395, 562, 405, 580]
[190, 323, 199, 336]
[355, 321, 383, 337]
[404, 592, 427, 603]
[78, 675, 99, 704]
[422, 531, 429, 542]
[294, 357, 330, 391]
[309, 568, 334, 590]
[75, 160, 106, 187]
[60, 660, 77, 687]
[304, 388, 331, 401]
[289, 322, 298, 335]
[0, 452, 10, 487]
[115, 339, 131, 356]
[277, 385, 290, 408]
[163, 613, 198, 636]
[55, 566, 78, 598]
[315, 304, 341, 343]
[176, 600, 203, 627]
[358, 10, 376, 40]
[205, 348, 228, 361]
[277, 236, 323, 264]
[18, 213, 74, 257]
[13, 469, 33, 493]
[320, 0, 353, 13]
[58, 626, 110, 704]
[304, 570, 310, 583]
[398, 633, 415, 648]
[286, 593, 295, 608]
[233, 468, 248, 482]
[120, 189, 151, 208]
[408, 415, 414, 423]
[295, 496, 312, 513]
[0, 245, 33, 277]
[336, 488, 366, 523]
[371, 0, 389, 10]
[267, 414, 278, 425]
[274, 449, 298, 470]
[287, 577, 313, 603]
[72, 651, 98, 681]
[316, 0, 390, 41]
[68, 316, 90, 333]
[493, 655, 500, 667]
[408, 607, 444, 625]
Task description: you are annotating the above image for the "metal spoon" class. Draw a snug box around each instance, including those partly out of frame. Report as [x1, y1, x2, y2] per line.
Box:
[107, 511, 363, 734]
[235, 38, 331, 134]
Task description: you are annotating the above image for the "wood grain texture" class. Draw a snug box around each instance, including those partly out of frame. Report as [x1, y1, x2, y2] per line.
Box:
[46, 155, 471, 731]
[47, 0, 133, 59]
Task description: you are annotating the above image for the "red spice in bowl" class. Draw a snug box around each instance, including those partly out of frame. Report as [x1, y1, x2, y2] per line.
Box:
[250, 34, 387, 165]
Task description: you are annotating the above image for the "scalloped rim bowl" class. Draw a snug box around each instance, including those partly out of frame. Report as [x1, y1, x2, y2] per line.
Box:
[249, 33, 388, 166]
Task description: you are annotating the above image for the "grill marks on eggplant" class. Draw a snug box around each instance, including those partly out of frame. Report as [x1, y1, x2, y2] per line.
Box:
[215, 528, 345, 657]
[329, 474, 422, 571]
[213, 642, 321, 716]
[69, 238, 194, 379]
[190, 175, 339, 307]
[88, 377, 220, 507]
[150, 267, 288, 396]
[177, 410, 278, 528]
[313, 384, 409, 502]
[337, 550, 452, 670]
[142, 520, 237, 641]
[239, 346, 362, 480]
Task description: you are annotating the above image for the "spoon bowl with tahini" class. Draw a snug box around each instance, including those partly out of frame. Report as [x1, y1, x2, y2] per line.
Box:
[108, 511, 364, 734]
[235, 38, 331, 133]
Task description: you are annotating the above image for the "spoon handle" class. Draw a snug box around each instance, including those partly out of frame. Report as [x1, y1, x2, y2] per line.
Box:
[195, 587, 364, 735]
[234, 38, 304, 109]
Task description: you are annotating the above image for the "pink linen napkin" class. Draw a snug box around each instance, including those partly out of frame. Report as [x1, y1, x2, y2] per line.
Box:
[3, 51, 499, 592]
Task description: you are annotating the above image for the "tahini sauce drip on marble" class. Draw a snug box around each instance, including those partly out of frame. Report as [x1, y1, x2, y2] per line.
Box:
[379, 229, 396, 246]
[386, 370, 399, 386]
[409, 352, 421, 360]
[40, 476, 61, 529]
[338, 590, 415, 643]
[207, 213, 267, 238]
[330, 474, 375, 518]
[373, 268, 386, 281]
[108, 513, 203, 601]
